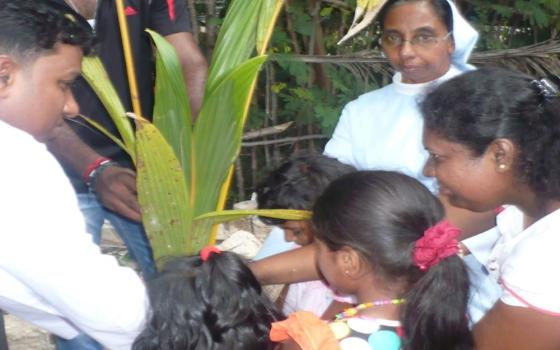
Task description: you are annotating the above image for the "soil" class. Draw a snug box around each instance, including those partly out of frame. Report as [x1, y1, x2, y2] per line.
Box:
[4, 315, 53, 350]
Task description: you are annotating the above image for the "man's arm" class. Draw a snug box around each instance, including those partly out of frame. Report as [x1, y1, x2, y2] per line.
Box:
[149, 0, 208, 120]
[164, 31, 207, 119]
[47, 123, 142, 222]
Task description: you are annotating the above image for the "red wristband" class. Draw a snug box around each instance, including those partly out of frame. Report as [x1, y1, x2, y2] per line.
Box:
[83, 157, 111, 184]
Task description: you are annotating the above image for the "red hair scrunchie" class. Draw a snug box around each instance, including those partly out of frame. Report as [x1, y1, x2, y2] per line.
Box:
[200, 246, 221, 262]
[412, 220, 461, 271]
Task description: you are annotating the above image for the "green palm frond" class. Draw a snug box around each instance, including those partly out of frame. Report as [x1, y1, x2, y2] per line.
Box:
[82, 0, 286, 259]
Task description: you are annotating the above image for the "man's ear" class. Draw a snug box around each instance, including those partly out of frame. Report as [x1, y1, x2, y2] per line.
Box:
[488, 138, 516, 172]
[337, 246, 365, 278]
[0, 55, 17, 95]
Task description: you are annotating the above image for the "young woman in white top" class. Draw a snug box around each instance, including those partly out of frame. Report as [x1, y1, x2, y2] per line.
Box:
[421, 67, 560, 349]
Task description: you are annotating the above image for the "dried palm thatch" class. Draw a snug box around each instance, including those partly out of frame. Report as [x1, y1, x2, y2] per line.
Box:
[273, 40, 560, 85]
[470, 40, 560, 77]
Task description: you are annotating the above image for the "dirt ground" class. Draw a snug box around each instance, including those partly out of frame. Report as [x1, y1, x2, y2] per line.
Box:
[4, 315, 53, 350]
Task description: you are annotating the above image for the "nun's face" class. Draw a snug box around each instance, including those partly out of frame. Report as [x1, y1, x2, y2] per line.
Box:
[381, 1, 454, 84]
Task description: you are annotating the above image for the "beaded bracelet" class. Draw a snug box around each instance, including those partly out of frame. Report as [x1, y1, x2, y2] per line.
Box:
[83, 157, 111, 183]
[84, 159, 119, 192]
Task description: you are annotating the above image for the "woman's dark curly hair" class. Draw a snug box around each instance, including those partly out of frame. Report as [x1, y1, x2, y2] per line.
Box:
[421, 67, 560, 200]
[132, 252, 283, 350]
[0, 0, 94, 61]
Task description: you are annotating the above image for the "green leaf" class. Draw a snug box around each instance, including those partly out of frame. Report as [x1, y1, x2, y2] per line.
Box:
[293, 13, 313, 36]
[532, 6, 550, 28]
[206, 0, 261, 94]
[194, 209, 311, 226]
[191, 56, 268, 247]
[320, 7, 333, 17]
[271, 82, 288, 93]
[147, 29, 193, 189]
[135, 120, 193, 259]
[257, 0, 284, 54]
[81, 57, 135, 160]
[492, 4, 513, 17]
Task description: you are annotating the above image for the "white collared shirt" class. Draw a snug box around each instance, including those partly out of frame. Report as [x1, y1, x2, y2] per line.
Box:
[489, 206, 560, 315]
[462, 228, 502, 324]
[0, 121, 148, 349]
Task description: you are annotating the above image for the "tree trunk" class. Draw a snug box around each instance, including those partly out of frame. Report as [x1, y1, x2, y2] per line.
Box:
[186, 0, 200, 41]
[204, 0, 217, 57]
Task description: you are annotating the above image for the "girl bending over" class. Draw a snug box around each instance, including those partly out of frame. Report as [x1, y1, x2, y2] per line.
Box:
[133, 249, 283, 350]
[272, 170, 472, 350]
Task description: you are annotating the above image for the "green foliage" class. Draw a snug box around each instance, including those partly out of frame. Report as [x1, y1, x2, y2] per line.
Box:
[247, 0, 559, 138]
[468, 0, 560, 50]
[83, 0, 309, 260]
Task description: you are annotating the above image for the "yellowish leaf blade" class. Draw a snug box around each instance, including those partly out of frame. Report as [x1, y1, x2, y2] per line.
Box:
[81, 56, 136, 160]
[135, 120, 193, 259]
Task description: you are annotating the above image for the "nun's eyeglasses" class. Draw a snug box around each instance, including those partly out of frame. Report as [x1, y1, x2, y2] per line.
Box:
[379, 32, 452, 50]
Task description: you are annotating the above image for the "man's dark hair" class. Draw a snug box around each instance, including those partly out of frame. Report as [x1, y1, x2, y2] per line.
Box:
[0, 0, 94, 62]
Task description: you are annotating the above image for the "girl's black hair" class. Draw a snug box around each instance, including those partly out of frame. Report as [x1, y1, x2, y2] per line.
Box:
[256, 152, 356, 225]
[378, 0, 453, 32]
[132, 252, 283, 350]
[313, 171, 472, 350]
[421, 67, 560, 200]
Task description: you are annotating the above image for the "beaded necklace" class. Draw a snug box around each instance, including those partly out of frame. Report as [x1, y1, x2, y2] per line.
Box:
[334, 298, 406, 320]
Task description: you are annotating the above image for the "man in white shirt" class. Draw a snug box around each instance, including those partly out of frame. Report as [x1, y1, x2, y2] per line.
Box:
[0, 1, 148, 349]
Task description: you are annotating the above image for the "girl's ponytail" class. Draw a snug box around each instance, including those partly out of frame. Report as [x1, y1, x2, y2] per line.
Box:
[312, 171, 473, 350]
[402, 220, 473, 350]
[402, 256, 473, 350]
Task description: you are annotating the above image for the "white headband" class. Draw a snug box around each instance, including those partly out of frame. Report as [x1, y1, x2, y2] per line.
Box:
[447, 0, 479, 70]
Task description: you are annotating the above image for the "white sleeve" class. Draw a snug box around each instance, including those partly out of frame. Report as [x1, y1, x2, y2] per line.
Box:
[0, 131, 148, 350]
[323, 103, 355, 167]
[282, 283, 304, 315]
[500, 226, 560, 315]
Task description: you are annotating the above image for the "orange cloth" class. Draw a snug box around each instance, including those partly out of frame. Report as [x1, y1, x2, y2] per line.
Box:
[270, 311, 341, 350]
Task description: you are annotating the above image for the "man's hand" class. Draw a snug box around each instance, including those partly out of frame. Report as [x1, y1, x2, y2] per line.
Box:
[94, 166, 142, 222]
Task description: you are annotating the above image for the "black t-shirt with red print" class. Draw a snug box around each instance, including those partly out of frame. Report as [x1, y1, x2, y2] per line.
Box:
[52, 0, 192, 192]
